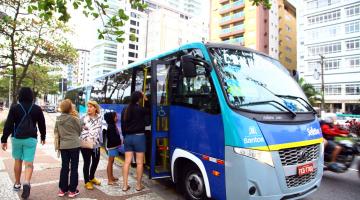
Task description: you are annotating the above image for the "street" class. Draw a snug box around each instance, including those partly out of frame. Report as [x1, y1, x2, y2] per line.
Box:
[0, 110, 359, 200]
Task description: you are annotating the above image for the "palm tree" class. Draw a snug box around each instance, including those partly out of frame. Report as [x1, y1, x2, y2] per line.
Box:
[298, 78, 321, 106]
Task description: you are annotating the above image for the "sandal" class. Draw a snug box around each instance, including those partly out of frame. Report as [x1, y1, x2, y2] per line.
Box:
[122, 185, 130, 192]
[135, 185, 145, 192]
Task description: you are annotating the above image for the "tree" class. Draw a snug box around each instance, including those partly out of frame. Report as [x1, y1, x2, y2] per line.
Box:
[298, 78, 321, 106]
[21, 65, 61, 99]
[0, 0, 78, 103]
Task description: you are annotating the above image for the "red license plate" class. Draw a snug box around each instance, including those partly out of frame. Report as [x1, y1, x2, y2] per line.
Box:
[297, 163, 314, 176]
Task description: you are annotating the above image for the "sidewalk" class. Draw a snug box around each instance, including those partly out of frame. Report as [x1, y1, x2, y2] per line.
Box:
[0, 112, 181, 200]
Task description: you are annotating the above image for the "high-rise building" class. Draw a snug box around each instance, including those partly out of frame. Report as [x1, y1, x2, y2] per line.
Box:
[89, 0, 147, 79]
[297, 0, 360, 113]
[165, 0, 202, 16]
[144, 0, 209, 57]
[210, 0, 297, 70]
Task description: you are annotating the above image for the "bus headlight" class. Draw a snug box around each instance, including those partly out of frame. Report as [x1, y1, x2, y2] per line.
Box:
[319, 142, 324, 158]
[234, 147, 274, 167]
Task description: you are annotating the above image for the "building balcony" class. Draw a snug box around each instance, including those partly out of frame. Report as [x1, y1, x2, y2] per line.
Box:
[219, 0, 230, 4]
[219, 25, 245, 38]
[224, 37, 245, 45]
[220, 13, 245, 26]
[219, 0, 245, 15]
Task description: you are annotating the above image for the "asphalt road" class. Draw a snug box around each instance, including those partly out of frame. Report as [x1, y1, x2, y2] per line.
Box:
[303, 157, 360, 200]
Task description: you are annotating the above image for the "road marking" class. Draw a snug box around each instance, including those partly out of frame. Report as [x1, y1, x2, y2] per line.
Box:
[348, 168, 359, 172]
[0, 172, 20, 200]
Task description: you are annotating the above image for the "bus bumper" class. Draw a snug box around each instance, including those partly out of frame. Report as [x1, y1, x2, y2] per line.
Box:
[224, 146, 323, 200]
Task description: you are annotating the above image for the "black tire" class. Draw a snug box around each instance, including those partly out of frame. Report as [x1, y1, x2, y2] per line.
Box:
[182, 164, 207, 200]
[337, 154, 355, 169]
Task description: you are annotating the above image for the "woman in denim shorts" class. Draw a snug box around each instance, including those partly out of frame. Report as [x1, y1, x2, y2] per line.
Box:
[121, 91, 148, 192]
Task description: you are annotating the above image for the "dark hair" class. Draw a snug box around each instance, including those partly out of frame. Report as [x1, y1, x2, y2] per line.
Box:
[130, 91, 143, 105]
[124, 91, 143, 121]
[18, 87, 34, 103]
[104, 112, 116, 124]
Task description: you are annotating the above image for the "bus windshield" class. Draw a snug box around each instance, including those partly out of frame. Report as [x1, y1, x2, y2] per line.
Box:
[208, 47, 312, 113]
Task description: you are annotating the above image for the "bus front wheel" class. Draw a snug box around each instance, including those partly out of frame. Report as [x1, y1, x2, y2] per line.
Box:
[183, 164, 207, 200]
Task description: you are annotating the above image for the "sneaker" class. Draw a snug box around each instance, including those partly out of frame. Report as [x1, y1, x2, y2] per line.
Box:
[58, 189, 67, 197]
[68, 190, 80, 198]
[21, 184, 31, 199]
[90, 178, 101, 186]
[13, 183, 21, 191]
[84, 182, 94, 190]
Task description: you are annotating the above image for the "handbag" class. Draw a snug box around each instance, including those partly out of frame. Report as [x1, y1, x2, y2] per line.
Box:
[80, 138, 95, 149]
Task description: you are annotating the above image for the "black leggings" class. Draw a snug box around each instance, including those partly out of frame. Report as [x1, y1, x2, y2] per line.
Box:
[81, 148, 100, 183]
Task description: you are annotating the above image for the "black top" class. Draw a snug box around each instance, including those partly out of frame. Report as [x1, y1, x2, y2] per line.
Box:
[105, 123, 122, 149]
[1, 102, 46, 143]
[121, 104, 146, 135]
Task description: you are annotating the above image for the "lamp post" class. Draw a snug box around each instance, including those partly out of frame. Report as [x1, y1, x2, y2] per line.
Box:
[4, 74, 13, 108]
[319, 55, 325, 114]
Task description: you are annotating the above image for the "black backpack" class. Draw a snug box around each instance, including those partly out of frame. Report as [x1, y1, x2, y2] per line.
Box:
[14, 103, 37, 139]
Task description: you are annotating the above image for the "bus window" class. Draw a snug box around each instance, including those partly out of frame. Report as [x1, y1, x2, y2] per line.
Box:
[173, 62, 220, 114]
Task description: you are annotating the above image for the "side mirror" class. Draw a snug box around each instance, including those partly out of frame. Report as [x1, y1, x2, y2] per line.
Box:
[181, 55, 212, 78]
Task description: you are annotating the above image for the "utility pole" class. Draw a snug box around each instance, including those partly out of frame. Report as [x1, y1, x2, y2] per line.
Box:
[319, 54, 325, 114]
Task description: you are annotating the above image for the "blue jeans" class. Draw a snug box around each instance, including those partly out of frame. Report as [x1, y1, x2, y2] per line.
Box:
[59, 148, 80, 192]
[124, 134, 146, 152]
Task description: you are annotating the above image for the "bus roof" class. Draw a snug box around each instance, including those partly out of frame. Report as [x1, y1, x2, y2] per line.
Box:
[92, 42, 277, 82]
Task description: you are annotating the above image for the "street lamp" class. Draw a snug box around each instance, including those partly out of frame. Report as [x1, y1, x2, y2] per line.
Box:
[4, 74, 13, 108]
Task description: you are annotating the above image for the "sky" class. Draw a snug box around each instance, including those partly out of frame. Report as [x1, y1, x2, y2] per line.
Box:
[67, 0, 210, 51]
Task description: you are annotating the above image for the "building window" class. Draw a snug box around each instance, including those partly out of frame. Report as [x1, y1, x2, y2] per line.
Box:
[346, 39, 360, 50]
[308, 42, 341, 56]
[347, 57, 360, 68]
[104, 44, 117, 49]
[346, 4, 360, 17]
[130, 27, 139, 34]
[345, 21, 360, 34]
[325, 85, 342, 95]
[104, 50, 117, 56]
[131, 12, 137, 18]
[285, 57, 292, 63]
[129, 44, 138, 50]
[130, 20, 139, 26]
[308, 10, 340, 25]
[346, 84, 360, 95]
[285, 36, 291, 41]
[286, 25, 291, 32]
[324, 59, 341, 70]
[129, 52, 138, 58]
[285, 46, 291, 52]
[104, 56, 117, 62]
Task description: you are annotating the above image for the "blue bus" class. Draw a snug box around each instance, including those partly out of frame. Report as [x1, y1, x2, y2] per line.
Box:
[66, 42, 324, 200]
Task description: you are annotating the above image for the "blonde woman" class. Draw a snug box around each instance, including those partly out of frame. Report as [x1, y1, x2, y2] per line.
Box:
[54, 99, 81, 198]
[80, 100, 102, 190]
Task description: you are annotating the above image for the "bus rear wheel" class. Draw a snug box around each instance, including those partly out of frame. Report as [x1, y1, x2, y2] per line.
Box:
[183, 164, 206, 200]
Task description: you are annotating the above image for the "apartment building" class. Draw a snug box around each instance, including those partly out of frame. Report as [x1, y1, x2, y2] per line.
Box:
[210, 0, 297, 70]
[297, 0, 360, 113]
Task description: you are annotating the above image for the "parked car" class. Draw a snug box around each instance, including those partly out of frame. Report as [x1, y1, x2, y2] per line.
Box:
[45, 105, 56, 113]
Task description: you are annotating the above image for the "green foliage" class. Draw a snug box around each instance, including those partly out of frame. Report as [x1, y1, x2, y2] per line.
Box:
[0, 0, 78, 103]
[298, 78, 321, 106]
[0, 120, 4, 134]
[251, 0, 271, 9]
[33, 0, 148, 45]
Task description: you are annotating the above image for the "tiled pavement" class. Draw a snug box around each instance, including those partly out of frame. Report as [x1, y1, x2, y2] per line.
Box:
[0, 111, 183, 200]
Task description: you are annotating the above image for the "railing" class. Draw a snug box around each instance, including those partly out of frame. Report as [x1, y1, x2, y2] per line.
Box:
[221, 11, 244, 23]
[220, 0, 245, 12]
[220, 24, 245, 35]
[224, 37, 244, 44]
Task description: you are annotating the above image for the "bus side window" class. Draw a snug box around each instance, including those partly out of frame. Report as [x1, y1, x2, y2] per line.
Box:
[172, 64, 220, 114]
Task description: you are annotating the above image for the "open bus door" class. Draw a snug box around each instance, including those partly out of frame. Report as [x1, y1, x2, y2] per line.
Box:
[149, 60, 171, 179]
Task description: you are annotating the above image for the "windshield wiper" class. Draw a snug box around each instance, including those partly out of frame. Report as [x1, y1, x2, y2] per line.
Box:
[275, 95, 317, 115]
[240, 100, 297, 118]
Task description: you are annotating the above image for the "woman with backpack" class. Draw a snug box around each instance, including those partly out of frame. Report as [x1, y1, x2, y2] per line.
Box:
[1, 87, 46, 199]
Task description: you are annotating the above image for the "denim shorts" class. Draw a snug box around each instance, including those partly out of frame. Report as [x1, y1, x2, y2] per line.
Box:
[107, 148, 120, 157]
[124, 134, 146, 153]
[11, 137, 37, 162]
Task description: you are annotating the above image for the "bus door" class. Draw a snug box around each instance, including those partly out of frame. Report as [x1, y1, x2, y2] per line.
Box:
[149, 60, 171, 179]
